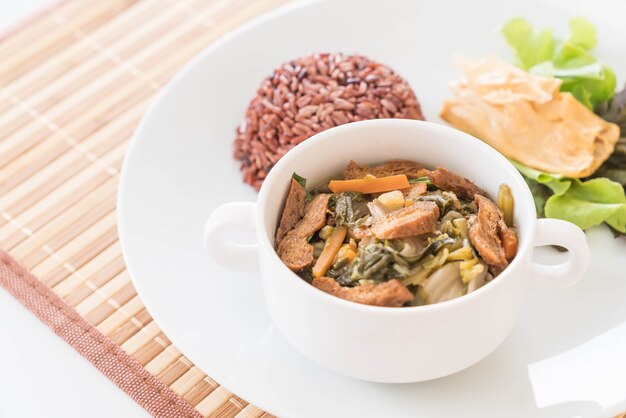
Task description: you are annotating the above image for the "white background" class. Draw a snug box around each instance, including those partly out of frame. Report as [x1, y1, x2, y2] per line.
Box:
[0, 2, 148, 417]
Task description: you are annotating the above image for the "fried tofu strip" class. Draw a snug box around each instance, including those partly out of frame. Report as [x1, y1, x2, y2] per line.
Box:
[276, 194, 330, 271]
[344, 160, 429, 180]
[371, 201, 439, 239]
[428, 167, 487, 200]
[275, 179, 307, 245]
[469, 195, 517, 275]
[312, 277, 414, 307]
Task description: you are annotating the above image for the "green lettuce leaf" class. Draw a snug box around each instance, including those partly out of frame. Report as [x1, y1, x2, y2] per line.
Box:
[546, 178, 626, 232]
[292, 172, 313, 202]
[510, 160, 570, 194]
[510, 160, 626, 233]
[567, 17, 597, 49]
[501, 17, 616, 108]
[501, 17, 556, 70]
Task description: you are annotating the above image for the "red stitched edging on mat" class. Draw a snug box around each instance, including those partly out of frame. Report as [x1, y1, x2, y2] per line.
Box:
[0, 250, 203, 418]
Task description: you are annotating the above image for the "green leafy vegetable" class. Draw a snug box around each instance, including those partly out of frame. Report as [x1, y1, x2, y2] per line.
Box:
[596, 84, 626, 132]
[593, 84, 626, 199]
[408, 176, 432, 185]
[415, 191, 461, 218]
[501, 17, 616, 108]
[511, 160, 626, 233]
[510, 161, 570, 194]
[291, 172, 313, 202]
[546, 178, 626, 232]
[329, 192, 367, 228]
[351, 240, 398, 282]
[567, 17, 597, 49]
[501, 17, 556, 69]
[402, 235, 457, 264]
[328, 239, 400, 285]
[522, 177, 552, 217]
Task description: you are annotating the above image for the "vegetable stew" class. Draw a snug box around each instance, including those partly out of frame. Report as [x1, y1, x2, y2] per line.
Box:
[274, 160, 518, 307]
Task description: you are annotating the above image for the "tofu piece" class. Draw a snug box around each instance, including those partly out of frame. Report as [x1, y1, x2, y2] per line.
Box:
[275, 179, 307, 245]
[276, 194, 330, 271]
[343, 160, 428, 180]
[312, 277, 414, 307]
[469, 195, 514, 275]
[370, 201, 439, 239]
[428, 167, 487, 200]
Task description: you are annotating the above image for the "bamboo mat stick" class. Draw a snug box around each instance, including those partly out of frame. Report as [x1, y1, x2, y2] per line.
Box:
[213, 396, 251, 418]
[1, 163, 119, 256]
[0, 160, 119, 240]
[0, 0, 139, 85]
[0, 97, 143, 198]
[62, 258, 127, 307]
[44, 227, 117, 286]
[22, 200, 116, 268]
[0, 0, 216, 122]
[0, 0, 87, 58]
[9, 181, 117, 261]
[196, 387, 234, 417]
[62, 250, 130, 302]
[0, 0, 205, 135]
[107, 309, 151, 346]
[0, 8, 223, 175]
[42, 226, 119, 287]
[0, 69, 144, 170]
[0, 0, 292, 416]
[40, 238, 122, 298]
[31, 212, 118, 282]
[144, 345, 184, 376]
[3, 162, 122, 247]
[122, 320, 161, 355]
[5, 4, 256, 216]
[0, 0, 163, 112]
[71, 268, 130, 312]
[0, 88, 136, 188]
[171, 367, 207, 397]
[235, 404, 266, 418]
[5, 179, 117, 265]
[185, 378, 221, 407]
[84, 282, 137, 324]
[0, 117, 128, 196]
[96, 294, 145, 335]
[0, 85, 144, 185]
[1, 141, 126, 224]
[2, 163, 118, 251]
[0, 0, 236, 152]
[67, 262, 128, 306]
[159, 356, 195, 385]
[133, 333, 171, 365]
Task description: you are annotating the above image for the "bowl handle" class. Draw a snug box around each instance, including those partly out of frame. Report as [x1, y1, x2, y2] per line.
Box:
[529, 218, 590, 290]
[204, 202, 259, 273]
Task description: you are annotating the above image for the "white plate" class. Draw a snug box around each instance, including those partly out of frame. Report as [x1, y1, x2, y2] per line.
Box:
[118, 0, 626, 416]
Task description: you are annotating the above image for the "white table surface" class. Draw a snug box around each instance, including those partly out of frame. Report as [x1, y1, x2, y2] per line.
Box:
[0, 2, 149, 417]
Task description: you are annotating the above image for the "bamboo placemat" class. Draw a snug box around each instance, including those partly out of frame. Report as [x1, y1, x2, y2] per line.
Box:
[0, 0, 288, 416]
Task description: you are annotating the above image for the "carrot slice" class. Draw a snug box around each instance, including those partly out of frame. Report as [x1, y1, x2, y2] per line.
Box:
[401, 182, 427, 196]
[502, 229, 518, 261]
[328, 175, 410, 194]
[312, 226, 348, 278]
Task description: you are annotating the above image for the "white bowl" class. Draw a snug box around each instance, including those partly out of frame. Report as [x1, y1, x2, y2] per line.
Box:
[204, 119, 589, 383]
